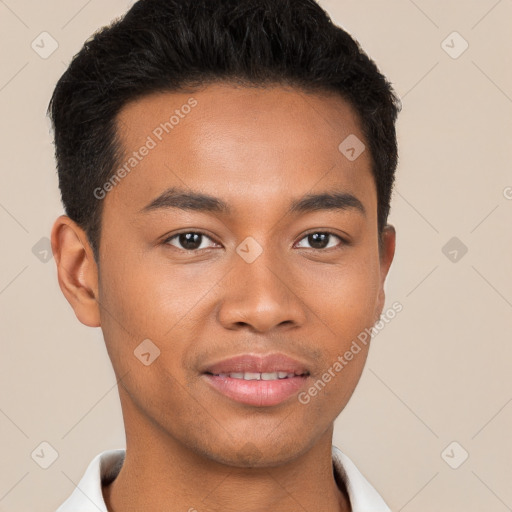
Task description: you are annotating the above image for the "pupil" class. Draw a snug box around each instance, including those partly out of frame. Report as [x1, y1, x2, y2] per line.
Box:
[309, 233, 329, 249]
[180, 233, 201, 250]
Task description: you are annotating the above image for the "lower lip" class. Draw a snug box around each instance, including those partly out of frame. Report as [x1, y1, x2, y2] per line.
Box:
[203, 374, 308, 407]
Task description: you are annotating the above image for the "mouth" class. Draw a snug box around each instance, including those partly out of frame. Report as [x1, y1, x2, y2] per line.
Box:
[205, 371, 308, 380]
[201, 353, 311, 407]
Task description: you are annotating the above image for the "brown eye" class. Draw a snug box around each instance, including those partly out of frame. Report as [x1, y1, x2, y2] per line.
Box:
[165, 232, 217, 251]
[295, 232, 344, 250]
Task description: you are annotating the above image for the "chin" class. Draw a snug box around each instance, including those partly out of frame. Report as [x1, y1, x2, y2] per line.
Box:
[198, 435, 312, 469]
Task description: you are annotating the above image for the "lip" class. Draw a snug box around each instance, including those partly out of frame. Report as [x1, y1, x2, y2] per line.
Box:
[201, 353, 310, 407]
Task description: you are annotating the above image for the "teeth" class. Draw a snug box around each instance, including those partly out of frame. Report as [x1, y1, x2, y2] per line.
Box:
[243, 372, 261, 380]
[216, 372, 304, 380]
[214, 372, 301, 380]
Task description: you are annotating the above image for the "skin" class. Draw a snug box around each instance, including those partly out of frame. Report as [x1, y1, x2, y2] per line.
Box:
[51, 83, 396, 512]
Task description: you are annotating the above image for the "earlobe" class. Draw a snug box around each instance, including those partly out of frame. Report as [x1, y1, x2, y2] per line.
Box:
[51, 215, 101, 327]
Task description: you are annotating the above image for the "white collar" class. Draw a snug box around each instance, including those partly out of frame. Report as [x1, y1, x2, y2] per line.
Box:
[56, 446, 390, 511]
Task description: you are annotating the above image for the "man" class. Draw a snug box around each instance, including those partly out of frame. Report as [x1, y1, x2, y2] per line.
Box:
[50, 0, 400, 510]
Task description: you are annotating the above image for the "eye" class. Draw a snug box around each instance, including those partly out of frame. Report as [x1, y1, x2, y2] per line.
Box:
[295, 231, 345, 250]
[163, 231, 219, 251]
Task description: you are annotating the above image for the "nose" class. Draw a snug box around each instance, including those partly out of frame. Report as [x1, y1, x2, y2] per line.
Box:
[217, 247, 307, 333]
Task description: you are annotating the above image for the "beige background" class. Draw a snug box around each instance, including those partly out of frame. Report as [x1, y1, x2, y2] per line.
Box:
[1, 1, 511, 511]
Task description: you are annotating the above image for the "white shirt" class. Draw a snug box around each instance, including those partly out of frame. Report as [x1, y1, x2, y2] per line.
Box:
[56, 446, 390, 511]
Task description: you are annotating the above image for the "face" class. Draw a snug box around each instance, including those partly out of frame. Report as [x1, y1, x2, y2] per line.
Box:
[54, 83, 395, 468]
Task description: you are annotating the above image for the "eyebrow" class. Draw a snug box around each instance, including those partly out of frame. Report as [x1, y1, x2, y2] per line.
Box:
[139, 187, 366, 217]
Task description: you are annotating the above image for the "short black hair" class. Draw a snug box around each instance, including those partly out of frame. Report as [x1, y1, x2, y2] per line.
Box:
[48, 0, 401, 261]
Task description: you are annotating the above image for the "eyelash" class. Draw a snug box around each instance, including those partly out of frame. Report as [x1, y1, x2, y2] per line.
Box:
[162, 230, 347, 252]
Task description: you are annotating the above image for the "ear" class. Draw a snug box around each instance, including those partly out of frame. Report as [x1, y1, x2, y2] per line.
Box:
[374, 224, 396, 321]
[51, 215, 101, 327]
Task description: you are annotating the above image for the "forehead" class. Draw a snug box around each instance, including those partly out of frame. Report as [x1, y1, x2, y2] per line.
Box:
[107, 83, 375, 219]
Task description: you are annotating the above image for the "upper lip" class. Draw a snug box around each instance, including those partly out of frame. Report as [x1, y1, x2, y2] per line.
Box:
[201, 353, 310, 375]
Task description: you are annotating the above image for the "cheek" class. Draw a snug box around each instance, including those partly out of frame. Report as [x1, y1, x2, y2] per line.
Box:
[98, 251, 221, 341]
[297, 253, 381, 344]
[96, 260, 192, 411]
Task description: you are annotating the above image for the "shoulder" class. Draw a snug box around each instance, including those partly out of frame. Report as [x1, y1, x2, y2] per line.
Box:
[55, 449, 125, 512]
[332, 445, 391, 512]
